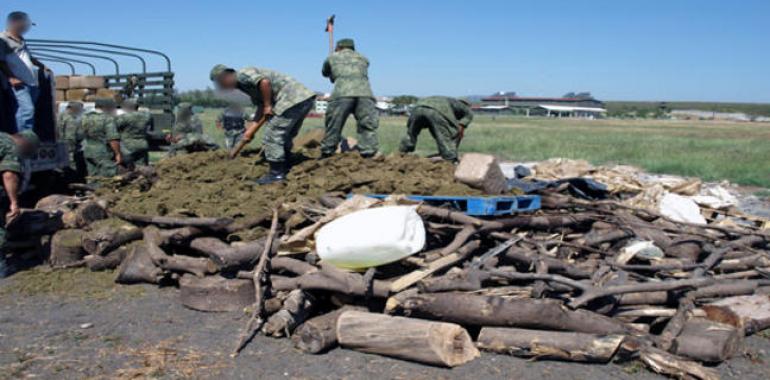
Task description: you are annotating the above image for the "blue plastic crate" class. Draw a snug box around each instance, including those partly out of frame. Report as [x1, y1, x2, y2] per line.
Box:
[358, 194, 541, 216]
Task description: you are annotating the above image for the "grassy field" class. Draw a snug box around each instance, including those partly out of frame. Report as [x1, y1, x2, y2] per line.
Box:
[195, 109, 770, 188]
[606, 101, 770, 118]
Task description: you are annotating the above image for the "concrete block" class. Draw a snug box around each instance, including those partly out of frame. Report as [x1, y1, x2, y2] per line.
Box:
[65, 89, 92, 101]
[55, 90, 65, 102]
[54, 75, 70, 89]
[68, 75, 105, 89]
[454, 153, 507, 195]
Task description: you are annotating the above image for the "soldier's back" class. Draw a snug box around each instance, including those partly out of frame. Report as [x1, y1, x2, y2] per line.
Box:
[327, 50, 373, 98]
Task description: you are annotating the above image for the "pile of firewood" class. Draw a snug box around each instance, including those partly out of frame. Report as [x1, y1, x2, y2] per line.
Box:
[35, 189, 770, 380]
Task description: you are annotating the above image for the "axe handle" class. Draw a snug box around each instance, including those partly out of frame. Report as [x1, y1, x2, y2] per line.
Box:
[229, 115, 269, 159]
[327, 26, 334, 55]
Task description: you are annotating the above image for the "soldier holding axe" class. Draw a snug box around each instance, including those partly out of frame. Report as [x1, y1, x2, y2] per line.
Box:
[210, 64, 316, 185]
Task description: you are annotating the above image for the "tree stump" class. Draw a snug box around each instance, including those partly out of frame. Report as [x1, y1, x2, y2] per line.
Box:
[49, 229, 86, 267]
[336, 311, 479, 367]
[477, 327, 625, 363]
[672, 318, 742, 363]
[703, 295, 770, 335]
[179, 275, 255, 312]
[115, 243, 163, 284]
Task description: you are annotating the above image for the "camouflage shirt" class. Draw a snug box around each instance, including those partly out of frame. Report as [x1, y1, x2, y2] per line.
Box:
[81, 111, 120, 156]
[236, 67, 315, 116]
[415, 96, 474, 129]
[172, 115, 204, 136]
[57, 112, 83, 153]
[0, 132, 21, 173]
[116, 111, 152, 140]
[322, 49, 374, 99]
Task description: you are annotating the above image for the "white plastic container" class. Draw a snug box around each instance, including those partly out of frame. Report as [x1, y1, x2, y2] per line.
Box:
[315, 206, 426, 269]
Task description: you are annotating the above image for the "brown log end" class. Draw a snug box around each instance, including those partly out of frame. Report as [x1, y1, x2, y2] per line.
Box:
[179, 275, 255, 312]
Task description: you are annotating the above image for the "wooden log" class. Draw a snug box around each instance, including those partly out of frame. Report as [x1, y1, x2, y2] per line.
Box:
[115, 243, 163, 284]
[477, 327, 625, 363]
[110, 211, 233, 228]
[672, 318, 742, 363]
[62, 201, 108, 229]
[272, 263, 391, 298]
[702, 295, 770, 335]
[83, 242, 136, 271]
[263, 289, 316, 337]
[639, 346, 719, 380]
[179, 275, 255, 312]
[6, 209, 64, 236]
[49, 229, 86, 267]
[336, 311, 479, 367]
[292, 306, 363, 354]
[156, 226, 204, 246]
[189, 237, 271, 270]
[386, 293, 629, 335]
[82, 219, 142, 256]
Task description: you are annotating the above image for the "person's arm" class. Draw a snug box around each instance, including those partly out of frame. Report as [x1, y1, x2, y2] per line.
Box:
[105, 119, 123, 164]
[2, 171, 20, 220]
[0, 61, 22, 88]
[322, 59, 333, 82]
[109, 140, 123, 165]
[258, 79, 274, 117]
[453, 100, 474, 129]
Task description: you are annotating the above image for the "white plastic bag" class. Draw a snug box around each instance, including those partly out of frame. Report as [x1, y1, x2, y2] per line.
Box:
[660, 193, 707, 225]
[315, 206, 426, 269]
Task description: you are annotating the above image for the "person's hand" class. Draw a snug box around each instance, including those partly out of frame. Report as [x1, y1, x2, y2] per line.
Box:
[115, 153, 124, 165]
[8, 77, 23, 89]
[6, 203, 20, 222]
[262, 104, 274, 117]
[457, 125, 465, 141]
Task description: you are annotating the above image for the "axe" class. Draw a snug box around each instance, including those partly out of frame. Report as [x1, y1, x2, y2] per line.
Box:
[325, 14, 336, 55]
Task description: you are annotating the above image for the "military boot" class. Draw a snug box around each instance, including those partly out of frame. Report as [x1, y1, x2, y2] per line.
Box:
[256, 161, 288, 185]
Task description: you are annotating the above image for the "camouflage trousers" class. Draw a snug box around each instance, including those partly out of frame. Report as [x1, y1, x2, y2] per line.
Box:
[0, 212, 6, 277]
[399, 107, 461, 162]
[121, 138, 150, 166]
[169, 133, 219, 156]
[223, 129, 244, 150]
[321, 97, 379, 156]
[84, 149, 118, 181]
[263, 98, 314, 163]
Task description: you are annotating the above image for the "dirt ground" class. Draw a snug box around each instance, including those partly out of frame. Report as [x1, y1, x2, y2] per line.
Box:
[1, 269, 770, 380]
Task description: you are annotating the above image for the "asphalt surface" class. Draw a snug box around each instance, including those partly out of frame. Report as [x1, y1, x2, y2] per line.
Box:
[2, 274, 770, 380]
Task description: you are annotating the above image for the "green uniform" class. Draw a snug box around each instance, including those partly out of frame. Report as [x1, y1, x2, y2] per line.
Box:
[236, 67, 315, 162]
[57, 112, 87, 180]
[321, 49, 379, 156]
[81, 111, 121, 179]
[399, 96, 474, 162]
[116, 111, 152, 165]
[216, 109, 247, 150]
[0, 132, 21, 270]
[169, 112, 218, 155]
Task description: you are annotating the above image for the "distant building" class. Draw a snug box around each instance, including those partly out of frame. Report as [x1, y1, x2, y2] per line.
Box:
[670, 109, 751, 122]
[480, 93, 606, 118]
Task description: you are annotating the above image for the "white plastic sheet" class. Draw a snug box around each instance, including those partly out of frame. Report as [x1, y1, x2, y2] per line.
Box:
[315, 206, 426, 269]
[659, 193, 707, 225]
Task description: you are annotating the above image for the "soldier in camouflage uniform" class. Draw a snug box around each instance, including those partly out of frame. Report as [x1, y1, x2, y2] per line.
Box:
[216, 104, 247, 150]
[321, 39, 379, 158]
[210, 64, 315, 185]
[116, 99, 152, 166]
[399, 96, 473, 162]
[57, 101, 86, 180]
[0, 130, 39, 278]
[168, 103, 219, 155]
[80, 98, 124, 181]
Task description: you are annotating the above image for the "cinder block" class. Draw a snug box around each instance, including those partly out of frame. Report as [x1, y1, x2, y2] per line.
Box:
[54, 76, 70, 89]
[95, 88, 117, 98]
[55, 90, 66, 102]
[68, 75, 105, 89]
[454, 153, 507, 195]
[65, 89, 92, 101]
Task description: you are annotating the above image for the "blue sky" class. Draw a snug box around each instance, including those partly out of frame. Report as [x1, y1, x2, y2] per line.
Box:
[3, 0, 769, 102]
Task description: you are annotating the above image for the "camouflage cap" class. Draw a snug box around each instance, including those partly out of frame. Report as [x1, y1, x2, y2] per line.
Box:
[95, 98, 117, 109]
[336, 38, 355, 50]
[66, 101, 84, 110]
[177, 102, 193, 111]
[210, 64, 232, 82]
[17, 130, 39, 147]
